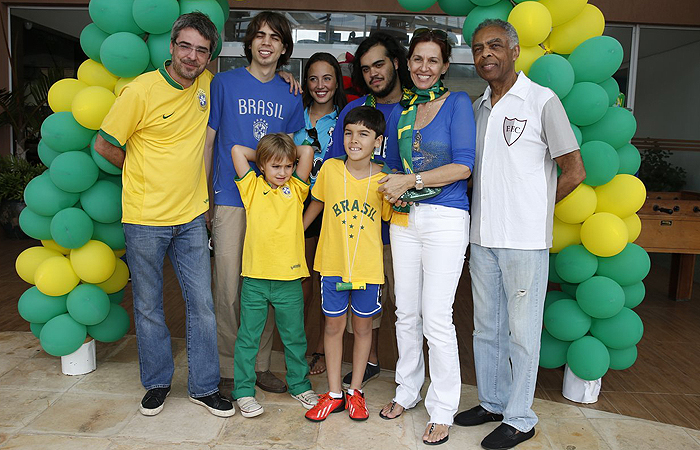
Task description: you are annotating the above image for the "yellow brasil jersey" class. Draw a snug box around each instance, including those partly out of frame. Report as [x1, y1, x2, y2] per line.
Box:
[236, 170, 310, 280]
[312, 158, 393, 284]
[99, 65, 213, 226]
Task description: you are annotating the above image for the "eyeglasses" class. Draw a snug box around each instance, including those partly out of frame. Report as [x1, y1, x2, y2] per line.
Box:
[173, 41, 211, 57]
[413, 28, 449, 43]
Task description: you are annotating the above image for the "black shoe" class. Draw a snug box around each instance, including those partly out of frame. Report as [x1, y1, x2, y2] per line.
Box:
[139, 387, 170, 416]
[189, 391, 236, 417]
[342, 362, 380, 389]
[454, 405, 504, 427]
[255, 370, 287, 393]
[481, 423, 535, 450]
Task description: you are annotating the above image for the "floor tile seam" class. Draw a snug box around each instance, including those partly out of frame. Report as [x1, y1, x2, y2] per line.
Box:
[581, 416, 634, 449]
[684, 428, 700, 446]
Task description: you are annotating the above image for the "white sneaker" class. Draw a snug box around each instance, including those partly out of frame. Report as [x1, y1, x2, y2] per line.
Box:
[236, 396, 264, 418]
[291, 389, 319, 410]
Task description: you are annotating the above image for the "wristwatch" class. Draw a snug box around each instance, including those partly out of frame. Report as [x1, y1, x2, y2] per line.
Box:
[415, 173, 424, 190]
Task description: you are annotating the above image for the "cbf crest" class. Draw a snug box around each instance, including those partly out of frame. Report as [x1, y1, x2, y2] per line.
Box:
[503, 117, 527, 146]
[253, 118, 269, 141]
[282, 186, 291, 197]
[196, 88, 207, 112]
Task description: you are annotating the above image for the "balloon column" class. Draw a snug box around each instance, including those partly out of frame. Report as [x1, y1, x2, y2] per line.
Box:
[16, 0, 229, 357]
[398, 0, 647, 382]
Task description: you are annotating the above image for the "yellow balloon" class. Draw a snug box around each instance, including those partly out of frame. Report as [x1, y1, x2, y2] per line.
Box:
[622, 213, 642, 243]
[15, 246, 63, 285]
[555, 184, 597, 224]
[48, 79, 88, 113]
[515, 45, 546, 76]
[551, 216, 581, 253]
[581, 212, 628, 257]
[548, 4, 605, 55]
[114, 248, 126, 258]
[71, 86, 116, 130]
[539, 0, 588, 27]
[508, 2, 552, 47]
[41, 239, 71, 255]
[114, 76, 137, 96]
[96, 258, 130, 294]
[70, 240, 117, 284]
[34, 255, 80, 296]
[77, 59, 118, 91]
[595, 174, 647, 218]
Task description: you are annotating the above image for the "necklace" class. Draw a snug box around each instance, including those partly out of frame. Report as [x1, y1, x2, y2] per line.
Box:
[343, 161, 372, 283]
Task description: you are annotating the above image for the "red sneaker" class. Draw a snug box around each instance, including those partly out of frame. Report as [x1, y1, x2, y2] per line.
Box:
[346, 391, 369, 421]
[305, 392, 345, 422]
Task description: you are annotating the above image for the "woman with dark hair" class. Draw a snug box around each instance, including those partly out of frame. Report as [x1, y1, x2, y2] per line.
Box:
[378, 29, 476, 445]
[293, 52, 347, 376]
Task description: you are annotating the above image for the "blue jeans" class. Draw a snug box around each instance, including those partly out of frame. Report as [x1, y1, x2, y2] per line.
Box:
[124, 214, 220, 397]
[470, 244, 548, 432]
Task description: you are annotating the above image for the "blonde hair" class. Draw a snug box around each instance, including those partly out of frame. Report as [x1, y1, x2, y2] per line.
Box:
[255, 133, 297, 170]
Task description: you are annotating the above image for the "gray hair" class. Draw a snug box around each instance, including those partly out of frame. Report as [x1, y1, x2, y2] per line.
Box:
[171, 11, 219, 53]
[472, 19, 519, 49]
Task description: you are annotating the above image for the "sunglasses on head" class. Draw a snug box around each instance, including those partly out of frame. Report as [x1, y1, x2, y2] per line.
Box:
[413, 28, 449, 42]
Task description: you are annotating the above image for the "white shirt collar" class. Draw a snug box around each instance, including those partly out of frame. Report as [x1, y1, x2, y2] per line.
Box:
[477, 71, 531, 110]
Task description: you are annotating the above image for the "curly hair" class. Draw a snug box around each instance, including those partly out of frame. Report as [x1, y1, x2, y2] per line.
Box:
[351, 32, 413, 95]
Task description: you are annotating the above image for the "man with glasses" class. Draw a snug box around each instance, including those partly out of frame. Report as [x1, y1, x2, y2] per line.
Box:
[204, 11, 305, 398]
[325, 31, 413, 389]
[94, 12, 234, 417]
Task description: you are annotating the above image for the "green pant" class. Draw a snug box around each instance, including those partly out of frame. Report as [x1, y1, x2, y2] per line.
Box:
[233, 277, 311, 398]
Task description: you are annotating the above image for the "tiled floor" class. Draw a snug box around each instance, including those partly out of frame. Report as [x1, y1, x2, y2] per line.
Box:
[1, 331, 700, 450]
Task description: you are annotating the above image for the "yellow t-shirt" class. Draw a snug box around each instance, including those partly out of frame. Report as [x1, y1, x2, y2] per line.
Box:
[312, 158, 393, 284]
[236, 170, 310, 280]
[99, 65, 213, 226]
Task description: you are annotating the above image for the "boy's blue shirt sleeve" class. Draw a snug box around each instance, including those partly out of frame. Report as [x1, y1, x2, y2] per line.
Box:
[449, 92, 476, 171]
[285, 88, 306, 134]
[208, 74, 222, 131]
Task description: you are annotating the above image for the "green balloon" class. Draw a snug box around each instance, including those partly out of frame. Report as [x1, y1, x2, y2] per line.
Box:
[38, 140, 61, 168]
[576, 276, 625, 319]
[89, 0, 144, 35]
[49, 151, 99, 193]
[580, 107, 637, 149]
[599, 77, 620, 107]
[92, 220, 126, 249]
[216, 0, 231, 22]
[607, 345, 637, 370]
[471, 0, 499, 5]
[101, 32, 151, 78]
[544, 299, 591, 341]
[555, 245, 598, 284]
[528, 54, 575, 99]
[108, 289, 125, 304]
[569, 36, 624, 84]
[438, 0, 476, 16]
[67, 284, 111, 326]
[462, 0, 512, 46]
[80, 180, 122, 224]
[539, 329, 571, 369]
[622, 281, 645, 309]
[41, 112, 96, 153]
[18, 286, 68, 324]
[50, 207, 94, 249]
[30, 322, 45, 339]
[132, 0, 180, 34]
[570, 123, 582, 146]
[90, 134, 122, 176]
[580, 140, 619, 186]
[80, 23, 110, 63]
[102, 174, 123, 187]
[39, 313, 87, 356]
[544, 290, 572, 311]
[180, 0, 225, 32]
[24, 172, 79, 217]
[211, 31, 223, 60]
[87, 303, 130, 342]
[147, 32, 172, 70]
[548, 253, 563, 283]
[567, 336, 610, 381]
[562, 82, 609, 127]
[590, 307, 643, 350]
[19, 207, 53, 240]
[560, 282, 578, 298]
[597, 243, 650, 286]
[616, 143, 641, 175]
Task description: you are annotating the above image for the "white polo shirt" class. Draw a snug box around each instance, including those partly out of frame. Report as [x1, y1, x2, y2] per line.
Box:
[470, 73, 578, 250]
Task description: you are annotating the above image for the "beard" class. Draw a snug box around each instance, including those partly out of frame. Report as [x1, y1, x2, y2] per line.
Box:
[369, 68, 398, 100]
[171, 56, 205, 81]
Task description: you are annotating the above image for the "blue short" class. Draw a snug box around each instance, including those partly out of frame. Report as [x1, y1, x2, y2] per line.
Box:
[320, 276, 381, 318]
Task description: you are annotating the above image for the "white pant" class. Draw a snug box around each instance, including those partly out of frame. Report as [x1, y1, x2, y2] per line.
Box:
[390, 203, 470, 425]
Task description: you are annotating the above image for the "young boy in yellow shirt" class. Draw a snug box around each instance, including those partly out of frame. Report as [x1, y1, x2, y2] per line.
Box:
[303, 106, 393, 421]
[230, 134, 318, 417]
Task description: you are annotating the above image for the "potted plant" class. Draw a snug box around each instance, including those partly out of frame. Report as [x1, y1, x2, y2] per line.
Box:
[0, 155, 45, 238]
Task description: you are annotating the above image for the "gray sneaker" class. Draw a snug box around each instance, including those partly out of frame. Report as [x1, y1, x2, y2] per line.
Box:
[236, 396, 264, 418]
[291, 389, 319, 410]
